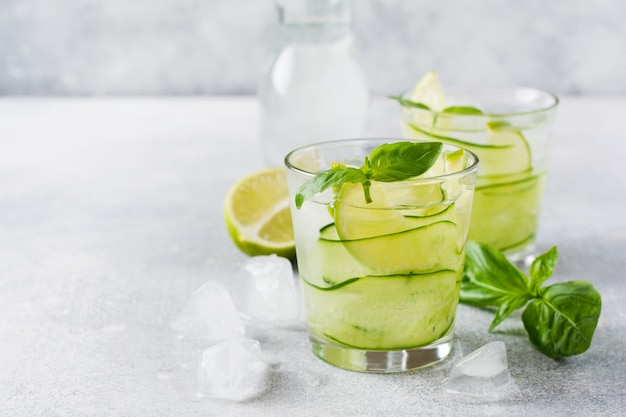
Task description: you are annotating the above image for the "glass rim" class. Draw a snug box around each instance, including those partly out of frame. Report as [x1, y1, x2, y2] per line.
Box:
[400, 86, 559, 118]
[284, 137, 480, 182]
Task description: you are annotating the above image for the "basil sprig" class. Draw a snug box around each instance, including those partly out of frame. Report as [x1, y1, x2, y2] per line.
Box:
[388, 95, 431, 110]
[388, 95, 484, 115]
[462, 241, 602, 358]
[295, 141, 443, 209]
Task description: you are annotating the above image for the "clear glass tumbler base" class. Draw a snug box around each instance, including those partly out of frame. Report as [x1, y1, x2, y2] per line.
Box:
[506, 243, 537, 272]
[309, 334, 452, 373]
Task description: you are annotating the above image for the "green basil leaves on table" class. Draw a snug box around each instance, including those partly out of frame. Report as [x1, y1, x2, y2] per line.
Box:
[461, 241, 602, 359]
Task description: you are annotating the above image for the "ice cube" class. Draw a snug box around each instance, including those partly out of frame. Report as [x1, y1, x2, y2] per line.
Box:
[445, 341, 521, 400]
[170, 280, 245, 341]
[231, 255, 304, 327]
[198, 337, 269, 401]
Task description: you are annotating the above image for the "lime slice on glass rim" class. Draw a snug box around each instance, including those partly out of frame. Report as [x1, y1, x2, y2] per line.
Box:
[404, 71, 447, 128]
[409, 70, 446, 111]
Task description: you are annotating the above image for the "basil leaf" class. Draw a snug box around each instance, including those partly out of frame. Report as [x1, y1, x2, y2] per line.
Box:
[441, 106, 484, 115]
[461, 242, 603, 359]
[522, 281, 602, 358]
[461, 241, 530, 306]
[388, 95, 431, 110]
[528, 246, 558, 294]
[295, 167, 365, 209]
[295, 141, 443, 208]
[368, 142, 443, 182]
[490, 293, 534, 332]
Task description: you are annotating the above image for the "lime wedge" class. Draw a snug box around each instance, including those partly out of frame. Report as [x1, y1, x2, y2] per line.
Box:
[224, 167, 295, 259]
[404, 71, 446, 128]
[409, 70, 446, 111]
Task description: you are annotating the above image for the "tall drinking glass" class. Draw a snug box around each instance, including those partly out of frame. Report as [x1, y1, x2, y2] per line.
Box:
[399, 87, 558, 265]
[285, 138, 478, 372]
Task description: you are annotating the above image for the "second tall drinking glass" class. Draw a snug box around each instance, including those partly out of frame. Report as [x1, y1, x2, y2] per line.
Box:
[400, 87, 558, 264]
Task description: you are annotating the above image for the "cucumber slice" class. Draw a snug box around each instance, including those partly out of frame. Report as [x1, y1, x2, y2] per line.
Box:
[405, 122, 505, 151]
[319, 222, 340, 240]
[476, 168, 533, 188]
[302, 269, 461, 349]
[316, 224, 373, 287]
[469, 173, 546, 252]
[332, 181, 461, 274]
[314, 204, 459, 286]
[403, 122, 531, 177]
[322, 202, 455, 242]
[315, 204, 459, 285]
[340, 220, 461, 276]
[485, 121, 532, 175]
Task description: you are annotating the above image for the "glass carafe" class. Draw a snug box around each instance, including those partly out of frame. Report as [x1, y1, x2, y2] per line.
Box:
[259, 0, 370, 166]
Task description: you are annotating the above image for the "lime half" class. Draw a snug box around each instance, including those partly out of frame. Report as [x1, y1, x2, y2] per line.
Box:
[224, 167, 295, 259]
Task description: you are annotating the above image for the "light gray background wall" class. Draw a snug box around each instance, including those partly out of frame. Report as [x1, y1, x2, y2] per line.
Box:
[1, 0, 624, 96]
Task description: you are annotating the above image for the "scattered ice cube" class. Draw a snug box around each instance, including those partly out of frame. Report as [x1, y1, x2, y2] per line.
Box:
[198, 337, 269, 401]
[445, 341, 521, 400]
[170, 280, 245, 342]
[231, 255, 304, 327]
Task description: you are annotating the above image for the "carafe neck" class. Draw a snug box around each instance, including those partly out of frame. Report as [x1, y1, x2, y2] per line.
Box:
[276, 0, 354, 43]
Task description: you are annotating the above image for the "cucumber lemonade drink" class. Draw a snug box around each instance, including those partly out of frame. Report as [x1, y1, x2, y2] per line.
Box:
[285, 139, 478, 372]
[397, 72, 558, 263]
